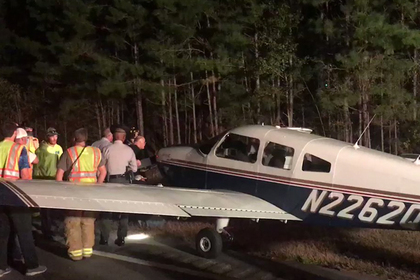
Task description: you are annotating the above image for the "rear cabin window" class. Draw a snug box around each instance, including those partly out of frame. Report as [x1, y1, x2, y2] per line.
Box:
[302, 153, 331, 173]
[262, 142, 294, 170]
[215, 133, 260, 163]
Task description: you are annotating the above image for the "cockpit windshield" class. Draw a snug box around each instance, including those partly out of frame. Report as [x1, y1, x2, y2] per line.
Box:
[196, 130, 228, 155]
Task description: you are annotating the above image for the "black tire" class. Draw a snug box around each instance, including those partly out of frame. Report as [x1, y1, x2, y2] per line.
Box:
[195, 227, 223, 259]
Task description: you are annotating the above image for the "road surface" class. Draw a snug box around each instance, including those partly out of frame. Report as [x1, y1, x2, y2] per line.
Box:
[7, 243, 221, 280]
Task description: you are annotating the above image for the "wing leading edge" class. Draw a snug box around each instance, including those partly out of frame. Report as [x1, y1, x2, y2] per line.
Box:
[0, 179, 299, 221]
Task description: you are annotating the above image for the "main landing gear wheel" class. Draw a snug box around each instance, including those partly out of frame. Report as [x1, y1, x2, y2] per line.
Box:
[195, 227, 222, 259]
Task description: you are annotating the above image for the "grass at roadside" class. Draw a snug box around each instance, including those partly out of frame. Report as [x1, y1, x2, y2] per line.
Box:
[139, 219, 420, 280]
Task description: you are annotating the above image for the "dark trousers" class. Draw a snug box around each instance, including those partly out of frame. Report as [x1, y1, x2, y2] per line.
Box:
[98, 176, 129, 242]
[0, 210, 10, 270]
[8, 208, 39, 269]
[40, 209, 53, 238]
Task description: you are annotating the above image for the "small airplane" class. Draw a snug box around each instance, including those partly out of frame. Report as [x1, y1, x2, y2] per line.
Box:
[2, 124, 420, 259]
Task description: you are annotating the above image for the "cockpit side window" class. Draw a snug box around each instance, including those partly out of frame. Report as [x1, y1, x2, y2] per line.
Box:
[302, 153, 331, 173]
[262, 142, 294, 170]
[215, 133, 260, 163]
[198, 131, 227, 155]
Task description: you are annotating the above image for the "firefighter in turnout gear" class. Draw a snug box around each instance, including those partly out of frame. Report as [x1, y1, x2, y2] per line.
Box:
[56, 128, 106, 261]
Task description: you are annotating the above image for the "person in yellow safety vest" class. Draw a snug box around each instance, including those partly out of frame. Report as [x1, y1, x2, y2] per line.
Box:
[33, 127, 63, 180]
[24, 127, 39, 154]
[0, 122, 47, 276]
[32, 127, 63, 240]
[0, 123, 30, 180]
[15, 128, 39, 180]
[55, 128, 107, 261]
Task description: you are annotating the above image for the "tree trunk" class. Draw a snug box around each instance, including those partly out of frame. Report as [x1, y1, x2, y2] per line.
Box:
[389, 121, 392, 153]
[100, 99, 106, 130]
[362, 91, 370, 148]
[211, 70, 219, 135]
[44, 109, 47, 132]
[414, 48, 418, 120]
[95, 101, 101, 137]
[288, 55, 294, 126]
[174, 75, 181, 144]
[344, 98, 350, 143]
[116, 101, 120, 124]
[380, 115, 384, 152]
[121, 102, 124, 124]
[414, 0, 419, 120]
[328, 113, 331, 137]
[277, 77, 281, 124]
[14, 89, 22, 124]
[394, 119, 398, 155]
[255, 32, 261, 120]
[302, 104, 305, 128]
[198, 110, 203, 141]
[64, 120, 68, 149]
[135, 92, 144, 136]
[107, 100, 111, 127]
[205, 70, 215, 137]
[190, 72, 197, 143]
[134, 42, 144, 136]
[184, 93, 188, 144]
[161, 78, 168, 147]
[358, 92, 363, 146]
[189, 43, 198, 144]
[168, 80, 174, 145]
[110, 100, 114, 125]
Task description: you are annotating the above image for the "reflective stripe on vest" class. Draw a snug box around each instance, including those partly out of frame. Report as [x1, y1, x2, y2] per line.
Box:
[67, 146, 101, 183]
[0, 141, 24, 180]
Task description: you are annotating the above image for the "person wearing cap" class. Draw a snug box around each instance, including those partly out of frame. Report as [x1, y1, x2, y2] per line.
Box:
[98, 127, 137, 246]
[33, 127, 63, 179]
[0, 122, 47, 276]
[91, 127, 113, 153]
[56, 128, 106, 261]
[32, 127, 63, 240]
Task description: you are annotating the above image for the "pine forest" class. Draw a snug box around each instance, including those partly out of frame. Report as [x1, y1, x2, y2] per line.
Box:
[1, 0, 420, 153]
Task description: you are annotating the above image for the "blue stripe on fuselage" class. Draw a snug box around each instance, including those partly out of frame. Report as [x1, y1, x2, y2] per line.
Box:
[158, 162, 420, 230]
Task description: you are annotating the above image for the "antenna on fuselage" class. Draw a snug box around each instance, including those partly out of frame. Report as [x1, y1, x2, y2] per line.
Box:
[354, 114, 376, 149]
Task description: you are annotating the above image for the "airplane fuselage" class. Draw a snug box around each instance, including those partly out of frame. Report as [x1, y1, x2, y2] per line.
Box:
[157, 125, 420, 231]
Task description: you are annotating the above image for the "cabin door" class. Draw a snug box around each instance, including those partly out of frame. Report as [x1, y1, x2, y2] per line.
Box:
[205, 132, 259, 195]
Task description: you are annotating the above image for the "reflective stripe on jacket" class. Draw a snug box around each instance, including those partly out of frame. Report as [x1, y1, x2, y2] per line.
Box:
[0, 140, 24, 180]
[67, 146, 101, 183]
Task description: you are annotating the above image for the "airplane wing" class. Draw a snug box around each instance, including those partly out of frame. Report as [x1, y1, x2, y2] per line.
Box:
[0, 179, 299, 221]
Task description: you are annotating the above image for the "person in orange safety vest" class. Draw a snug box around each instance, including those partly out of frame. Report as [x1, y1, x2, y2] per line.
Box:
[15, 128, 38, 180]
[0, 122, 47, 276]
[55, 128, 106, 261]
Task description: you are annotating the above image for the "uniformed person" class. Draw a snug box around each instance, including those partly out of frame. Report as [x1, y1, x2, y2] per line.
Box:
[91, 127, 113, 153]
[56, 128, 107, 261]
[98, 128, 137, 246]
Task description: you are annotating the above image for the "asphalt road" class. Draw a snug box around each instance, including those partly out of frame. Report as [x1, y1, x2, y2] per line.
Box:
[6, 245, 218, 280]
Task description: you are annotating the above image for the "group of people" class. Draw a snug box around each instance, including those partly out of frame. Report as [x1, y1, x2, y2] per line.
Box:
[0, 122, 148, 277]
